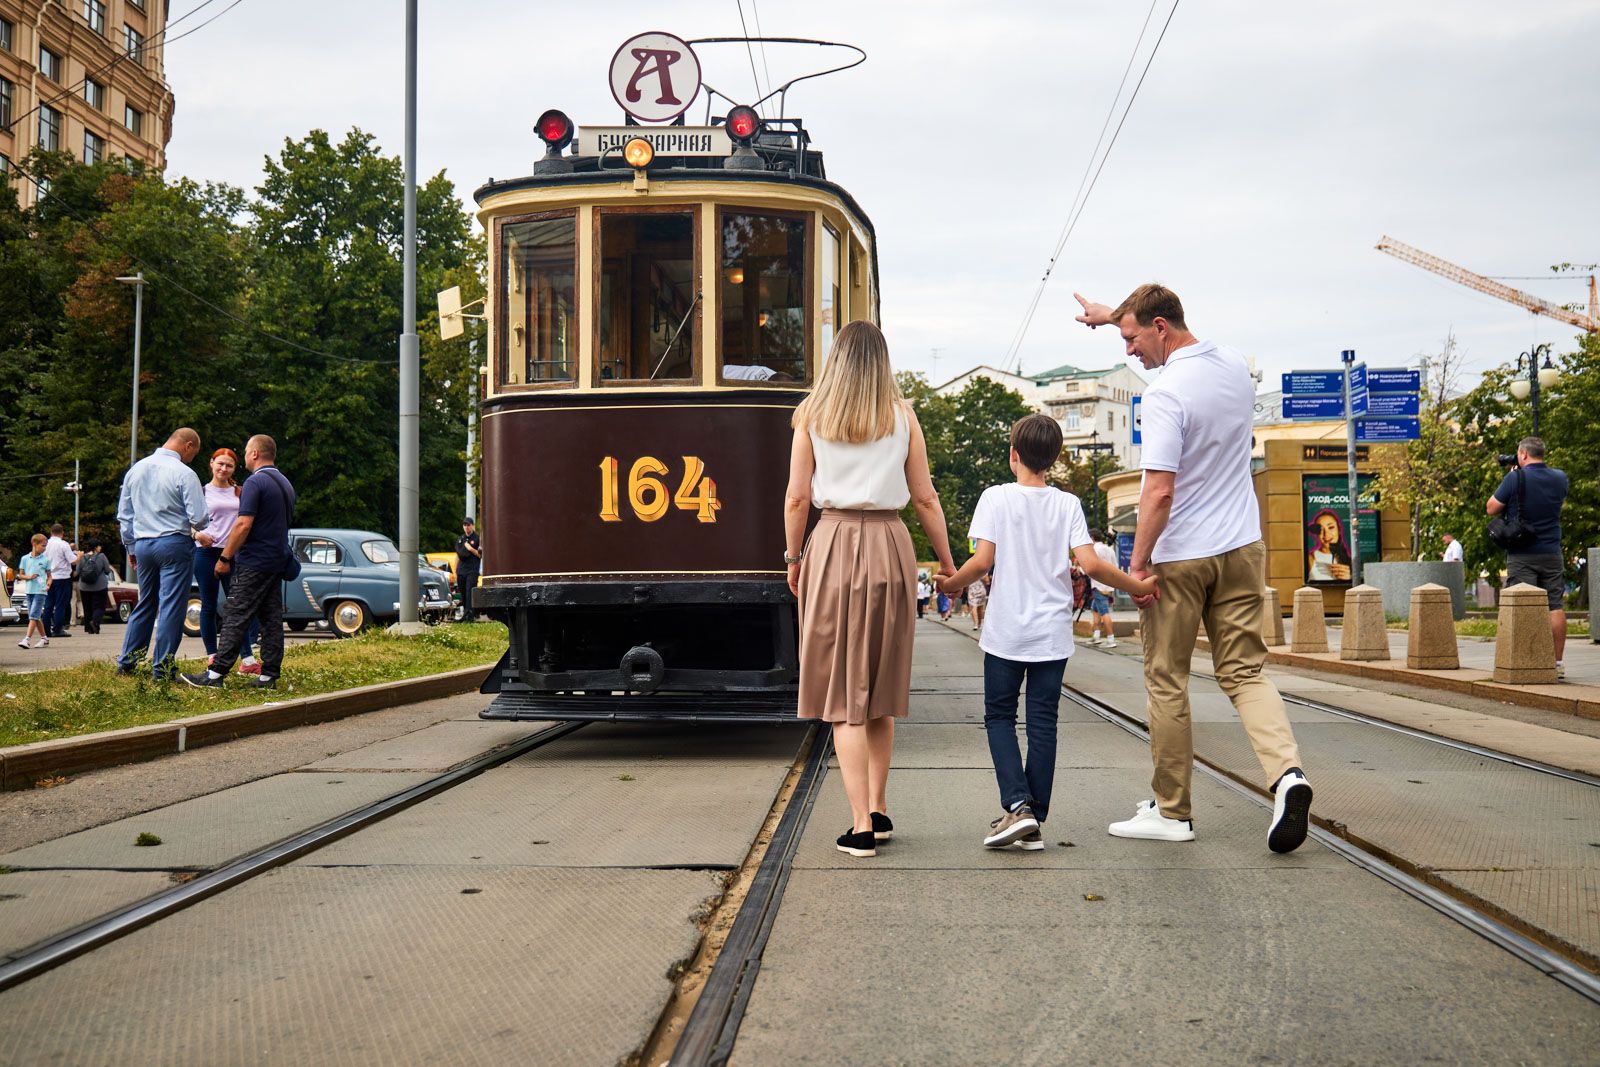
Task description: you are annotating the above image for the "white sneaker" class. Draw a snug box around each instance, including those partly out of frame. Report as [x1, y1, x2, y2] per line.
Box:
[1555, 662, 1565, 680]
[1108, 799, 1195, 842]
[17, 639, 29, 649]
[1089, 633, 1103, 645]
[37, 637, 49, 647]
[1267, 770, 1313, 854]
[1103, 639, 1118, 649]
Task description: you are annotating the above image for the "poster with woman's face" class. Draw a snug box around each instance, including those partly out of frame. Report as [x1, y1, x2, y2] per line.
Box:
[1301, 474, 1379, 585]
[1305, 508, 1352, 583]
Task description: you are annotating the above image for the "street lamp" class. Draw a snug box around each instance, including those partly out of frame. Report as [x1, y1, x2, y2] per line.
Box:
[115, 272, 145, 467]
[1508, 343, 1559, 435]
[1074, 431, 1117, 531]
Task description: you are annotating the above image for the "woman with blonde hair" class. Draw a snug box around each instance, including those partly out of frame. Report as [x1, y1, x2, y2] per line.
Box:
[784, 320, 956, 858]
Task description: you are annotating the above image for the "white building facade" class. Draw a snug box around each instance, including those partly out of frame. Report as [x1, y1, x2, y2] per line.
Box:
[934, 362, 1149, 471]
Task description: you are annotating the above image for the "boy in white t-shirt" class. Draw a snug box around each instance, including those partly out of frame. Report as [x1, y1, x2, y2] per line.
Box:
[938, 415, 1156, 850]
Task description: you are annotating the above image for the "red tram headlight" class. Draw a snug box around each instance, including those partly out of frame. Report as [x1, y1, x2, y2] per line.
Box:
[535, 109, 574, 151]
[726, 106, 762, 145]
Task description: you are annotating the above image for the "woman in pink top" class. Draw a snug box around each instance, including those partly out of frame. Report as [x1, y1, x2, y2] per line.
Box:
[192, 448, 260, 667]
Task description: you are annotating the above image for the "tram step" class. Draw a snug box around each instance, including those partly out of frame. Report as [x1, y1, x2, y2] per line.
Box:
[481, 691, 800, 724]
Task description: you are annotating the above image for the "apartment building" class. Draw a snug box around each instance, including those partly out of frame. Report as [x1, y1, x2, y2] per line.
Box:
[0, 0, 173, 205]
[934, 361, 1149, 470]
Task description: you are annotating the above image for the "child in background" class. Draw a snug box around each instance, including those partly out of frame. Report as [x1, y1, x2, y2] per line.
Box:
[16, 534, 52, 649]
[937, 415, 1156, 850]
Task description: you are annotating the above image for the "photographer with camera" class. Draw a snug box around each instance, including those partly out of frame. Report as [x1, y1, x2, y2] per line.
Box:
[1487, 437, 1569, 677]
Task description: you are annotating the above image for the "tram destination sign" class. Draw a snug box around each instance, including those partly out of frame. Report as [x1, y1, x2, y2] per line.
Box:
[578, 126, 733, 157]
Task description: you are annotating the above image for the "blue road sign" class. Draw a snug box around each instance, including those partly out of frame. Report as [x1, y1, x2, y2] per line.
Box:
[1368, 368, 1421, 393]
[1131, 395, 1142, 445]
[1350, 385, 1369, 418]
[1283, 371, 1344, 395]
[1282, 395, 1346, 420]
[1350, 363, 1368, 393]
[1355, 417, 1421, 442]
[1366, 392, 1420, 417]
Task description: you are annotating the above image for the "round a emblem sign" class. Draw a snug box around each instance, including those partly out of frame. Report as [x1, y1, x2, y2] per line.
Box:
[610, 31, 701, 124]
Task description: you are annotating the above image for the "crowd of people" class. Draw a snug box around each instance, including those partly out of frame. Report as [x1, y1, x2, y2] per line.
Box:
[785, 287, 1317, 860]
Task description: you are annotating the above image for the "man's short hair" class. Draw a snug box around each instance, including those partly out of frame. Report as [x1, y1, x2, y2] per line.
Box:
[247, 434, 278, 462]
[1011, 413, 1063, 474]
[50, 524, 64, 535]
[171, 427, 200, 449]
[1518, 436, 1546, 459]
[1113, 283, 1187, 330]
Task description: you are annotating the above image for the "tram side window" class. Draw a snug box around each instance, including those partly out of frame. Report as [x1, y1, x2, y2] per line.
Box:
[821, 222, 841, 358]
[720, 211, 807, 384]
[598, 211, 697, 382]
[500, 216, 577, 386]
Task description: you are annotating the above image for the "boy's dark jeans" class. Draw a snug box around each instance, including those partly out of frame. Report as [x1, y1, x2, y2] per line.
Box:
[983, 653, 1068, 821]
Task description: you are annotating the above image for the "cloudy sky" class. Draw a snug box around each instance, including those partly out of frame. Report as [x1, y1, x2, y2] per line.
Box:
[164, 0, 1599, 390]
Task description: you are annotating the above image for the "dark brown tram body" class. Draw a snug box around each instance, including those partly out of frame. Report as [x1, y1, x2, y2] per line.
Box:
[473, 116, 878, 722]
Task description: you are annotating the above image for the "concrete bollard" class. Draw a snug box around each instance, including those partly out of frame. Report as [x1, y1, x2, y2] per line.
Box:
[1262, 586, 1285, 647]
[1406, 583, 1460, 670]
[1493, 583, 1558, 684]
[1340, 584, 1390, 661]
[1291, 587, 1329, 654]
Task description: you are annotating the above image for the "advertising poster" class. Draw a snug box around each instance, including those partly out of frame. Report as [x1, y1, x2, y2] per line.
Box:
[1301, 474, 1380, 585]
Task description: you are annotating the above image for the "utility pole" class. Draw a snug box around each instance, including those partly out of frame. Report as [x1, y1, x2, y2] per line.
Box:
[465, 334, 478, 522]
[66, 460, 81, 545]
[395, 0, 422, 631]
[115, 272, 146, 467]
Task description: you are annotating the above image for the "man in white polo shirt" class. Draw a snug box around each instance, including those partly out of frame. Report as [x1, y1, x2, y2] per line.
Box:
[1075, 284, 1313, 853]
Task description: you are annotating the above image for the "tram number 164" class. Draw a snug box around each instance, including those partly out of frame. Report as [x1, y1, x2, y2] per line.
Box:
[599, 456, 722, 524]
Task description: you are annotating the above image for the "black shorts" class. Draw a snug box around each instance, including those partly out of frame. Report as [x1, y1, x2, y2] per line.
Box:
[1506, 554, 1565, 610]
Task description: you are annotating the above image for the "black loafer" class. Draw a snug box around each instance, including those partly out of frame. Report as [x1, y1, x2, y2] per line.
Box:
[835, 828, 876, 858]
[870, 811, 894, 841]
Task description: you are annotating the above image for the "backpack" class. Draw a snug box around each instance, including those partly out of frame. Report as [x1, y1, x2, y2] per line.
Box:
[1071, 566, 1092, 610]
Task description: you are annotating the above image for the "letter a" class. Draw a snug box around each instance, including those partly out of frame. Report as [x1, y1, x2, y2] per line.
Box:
[627, 48, 682, 106]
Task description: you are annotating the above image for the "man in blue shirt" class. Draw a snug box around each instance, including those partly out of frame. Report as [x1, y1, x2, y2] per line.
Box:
[182, 434, 295, 689]
[1487, 435, 1569, 675]
[116, 428, 209, 679]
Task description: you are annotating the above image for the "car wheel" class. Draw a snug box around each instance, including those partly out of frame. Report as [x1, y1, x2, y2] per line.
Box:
[183, 597, 203, 638]
[329, 599, 370, 638]
[117, 601, 132, 624]
[287, 619, 309, 632]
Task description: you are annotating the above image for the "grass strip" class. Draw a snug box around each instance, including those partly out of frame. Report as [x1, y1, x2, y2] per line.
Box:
[1382, 618, 1590, 638]
[0, 623, 506, 747]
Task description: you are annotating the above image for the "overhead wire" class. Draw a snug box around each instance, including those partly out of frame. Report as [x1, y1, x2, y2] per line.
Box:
[1003, 0, 1184, 373]
[733, 1, 766, 115]
[750, 0, 774, 108]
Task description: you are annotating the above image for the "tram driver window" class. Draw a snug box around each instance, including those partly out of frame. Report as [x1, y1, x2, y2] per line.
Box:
[720, 211, 808, 384]
[598, 211, 697, 382]
[500, 215, 577, 386]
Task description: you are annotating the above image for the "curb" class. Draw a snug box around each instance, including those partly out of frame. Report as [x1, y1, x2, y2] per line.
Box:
[1194, 639, 1600, 721]
[0, 664, 493, 791]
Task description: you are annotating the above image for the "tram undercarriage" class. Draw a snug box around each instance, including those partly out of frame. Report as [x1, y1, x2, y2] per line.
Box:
[477, 581, 800, 723]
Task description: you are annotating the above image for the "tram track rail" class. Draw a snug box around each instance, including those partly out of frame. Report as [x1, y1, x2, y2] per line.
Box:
[0, 721, 589, 992]
[1060, 682, 1600, 1005]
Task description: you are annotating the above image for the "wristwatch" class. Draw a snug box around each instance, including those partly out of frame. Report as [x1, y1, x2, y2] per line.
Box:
[783, 550, 803, 565]
[220, 555, 233, 564]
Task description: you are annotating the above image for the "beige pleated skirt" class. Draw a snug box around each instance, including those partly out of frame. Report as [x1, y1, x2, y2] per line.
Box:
[797, 509, 918, 724]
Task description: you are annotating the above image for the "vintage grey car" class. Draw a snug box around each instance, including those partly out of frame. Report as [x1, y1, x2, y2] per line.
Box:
[184, 528, 454, 638]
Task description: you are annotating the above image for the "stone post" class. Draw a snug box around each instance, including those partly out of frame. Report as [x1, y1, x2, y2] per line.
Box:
[1493, 583, 1558, 684]
[1406, 583, 1459, 669]
[1340, 584, 1390, 661]
[1262, 586, 1285, 647]
[1291, 587, 1329, 654]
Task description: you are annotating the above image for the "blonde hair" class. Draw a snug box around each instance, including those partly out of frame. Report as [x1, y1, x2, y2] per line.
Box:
[792, 321, 902, 443]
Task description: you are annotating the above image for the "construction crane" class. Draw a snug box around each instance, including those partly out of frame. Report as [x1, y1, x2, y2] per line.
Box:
[1376, 235, 1598, 334]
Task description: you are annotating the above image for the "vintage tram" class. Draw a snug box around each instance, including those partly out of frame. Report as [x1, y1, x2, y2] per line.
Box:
[475, 66, 880, 722]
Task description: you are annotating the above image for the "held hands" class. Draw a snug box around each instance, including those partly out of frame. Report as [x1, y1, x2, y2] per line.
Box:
[195, 531, 215, 548]
[1074, 293, 1116, 329]
[1129, 562, 1160, 608]
[931, 561, 960, 596]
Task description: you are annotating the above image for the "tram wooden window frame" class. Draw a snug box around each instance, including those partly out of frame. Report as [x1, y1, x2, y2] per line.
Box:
[493, 208, 581, 394]
[715, 206, 815, 389]
[591, 204, 703, 389]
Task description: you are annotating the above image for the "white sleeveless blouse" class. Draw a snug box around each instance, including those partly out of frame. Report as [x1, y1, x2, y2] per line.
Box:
[810, 407, 911, 510]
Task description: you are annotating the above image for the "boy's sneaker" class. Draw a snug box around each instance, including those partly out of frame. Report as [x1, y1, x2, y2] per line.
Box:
[239, 661, 263, 676]
[37, 637, 49, 647]
[179, 671, 223, 689]
[870, 811, 893, 842]
[835, 828, 876, 858]
[1108, 799, 1195, 842]
[1267, 769, 1314, 854]
[983, 805, 1039, 847]
[1102, 639, 1118, 649]
[1014, 829, 1044, 851]
[17, 638, 29, 649]
[245, 676, 277, 690]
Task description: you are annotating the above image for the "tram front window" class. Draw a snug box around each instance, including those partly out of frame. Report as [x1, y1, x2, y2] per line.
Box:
[500, 215, 577, 386]
[598, 211, 697, 382]
[720, 211, 808, 384]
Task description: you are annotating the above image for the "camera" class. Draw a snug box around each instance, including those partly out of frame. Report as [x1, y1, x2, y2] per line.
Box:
[1496, 453, 1518, 469]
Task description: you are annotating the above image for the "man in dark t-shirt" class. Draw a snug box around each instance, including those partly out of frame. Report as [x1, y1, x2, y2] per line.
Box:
[1488, 435, 1569, 673]
[455, 518, 482, 621]
[182, 434, 296, 690]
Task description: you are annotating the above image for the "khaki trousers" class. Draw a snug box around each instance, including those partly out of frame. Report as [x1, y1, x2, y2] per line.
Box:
[1141, 540, 1299, 821]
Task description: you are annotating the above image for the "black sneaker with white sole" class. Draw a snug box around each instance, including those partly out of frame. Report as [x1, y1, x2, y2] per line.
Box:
[836, 828, 877, 858]
[178, 671, 223, 689]
[1268, 768, 1313, 853]
[870, 811, 893, 841]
